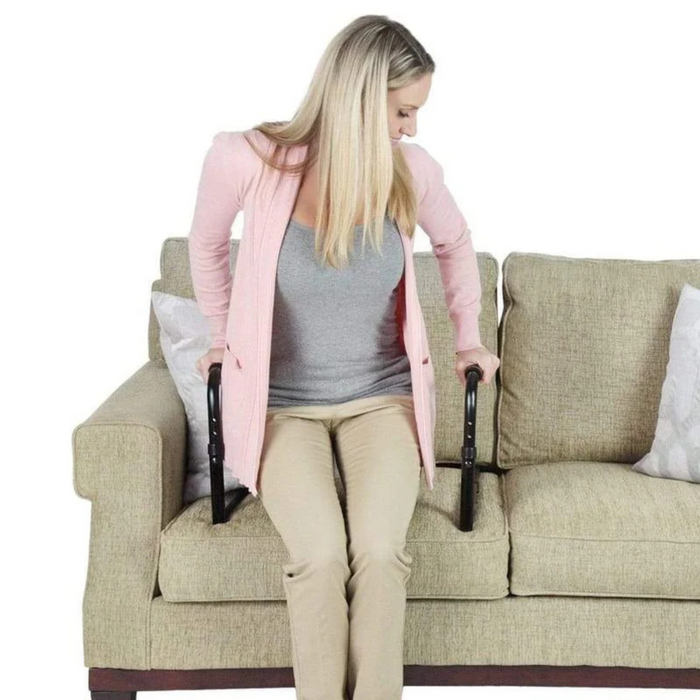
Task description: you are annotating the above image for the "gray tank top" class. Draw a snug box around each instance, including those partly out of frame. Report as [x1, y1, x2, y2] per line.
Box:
[267, 214, 413, 408]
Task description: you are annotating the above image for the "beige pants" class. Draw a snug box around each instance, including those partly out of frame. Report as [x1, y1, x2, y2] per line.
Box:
[258, 393, 422, 700]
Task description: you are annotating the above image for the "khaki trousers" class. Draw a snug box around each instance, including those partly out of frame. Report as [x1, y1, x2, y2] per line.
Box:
[258, 393, 422, 700]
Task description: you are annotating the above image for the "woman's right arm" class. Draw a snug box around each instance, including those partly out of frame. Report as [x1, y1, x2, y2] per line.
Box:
[188, 131, 247, 350]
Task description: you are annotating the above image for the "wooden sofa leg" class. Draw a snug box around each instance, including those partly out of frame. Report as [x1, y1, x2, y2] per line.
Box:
[91, 693, 136, 699]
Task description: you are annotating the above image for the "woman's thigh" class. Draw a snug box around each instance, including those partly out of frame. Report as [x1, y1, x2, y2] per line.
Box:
[332, 397, 421, 548]
[258, 409, 348, 562]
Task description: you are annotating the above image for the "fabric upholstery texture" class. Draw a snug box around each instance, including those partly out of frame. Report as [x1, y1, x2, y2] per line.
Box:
[497, 252, 700, 468]
[72, 247, 700, 672]
[505, 461, 700, 598]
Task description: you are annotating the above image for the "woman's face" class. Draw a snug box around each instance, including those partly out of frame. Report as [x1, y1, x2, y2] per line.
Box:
[387, 73, 432, 147]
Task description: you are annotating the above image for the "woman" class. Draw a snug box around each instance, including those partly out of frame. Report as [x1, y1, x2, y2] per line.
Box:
[189, 14, 499, 699]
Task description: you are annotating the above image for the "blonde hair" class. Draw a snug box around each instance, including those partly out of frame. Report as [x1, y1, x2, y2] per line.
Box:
[244, 14, 435, 269]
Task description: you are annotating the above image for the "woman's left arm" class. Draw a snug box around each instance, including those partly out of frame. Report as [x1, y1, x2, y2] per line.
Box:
[413, 144, 499, 386]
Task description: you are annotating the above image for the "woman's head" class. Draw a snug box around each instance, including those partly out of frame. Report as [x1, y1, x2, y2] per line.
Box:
[302, 14, 434, 148]
[251, 15, 435, 268]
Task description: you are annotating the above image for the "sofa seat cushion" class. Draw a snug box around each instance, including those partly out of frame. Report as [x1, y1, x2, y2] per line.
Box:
[505, 462, 700, 599]
[158, 469, 509, 602]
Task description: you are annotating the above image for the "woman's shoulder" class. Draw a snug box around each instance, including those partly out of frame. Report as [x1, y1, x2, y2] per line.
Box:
[398, 141, 444, 202]
[205, 128, 269, 186]
[209, 129, 267, 163]
[399, 140, 441, 173]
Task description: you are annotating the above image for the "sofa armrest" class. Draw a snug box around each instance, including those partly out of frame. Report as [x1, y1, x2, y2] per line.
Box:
[72, 358, 187, 669]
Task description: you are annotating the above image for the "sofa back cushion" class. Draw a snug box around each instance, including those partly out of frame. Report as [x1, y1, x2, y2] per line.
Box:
[150, 238, 500, 465]
[497, 252, 700, 468]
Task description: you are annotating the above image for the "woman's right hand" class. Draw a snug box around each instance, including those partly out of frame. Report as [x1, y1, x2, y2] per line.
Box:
[195, 346, 225, 383]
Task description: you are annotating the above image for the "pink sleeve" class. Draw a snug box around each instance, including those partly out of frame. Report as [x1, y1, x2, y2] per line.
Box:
[187, 132, 246, 350]
[414, 145, 483, 353]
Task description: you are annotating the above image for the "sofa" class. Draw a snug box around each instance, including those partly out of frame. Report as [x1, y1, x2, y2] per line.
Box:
[72, 237, 700, 698]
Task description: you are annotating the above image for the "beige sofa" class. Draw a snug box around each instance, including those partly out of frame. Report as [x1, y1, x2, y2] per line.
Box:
[73, 238, 700, 698]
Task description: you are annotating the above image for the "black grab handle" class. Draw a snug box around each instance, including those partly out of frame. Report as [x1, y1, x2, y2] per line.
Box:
[460, 363, 483, 532]
[207, 361, 248, 524]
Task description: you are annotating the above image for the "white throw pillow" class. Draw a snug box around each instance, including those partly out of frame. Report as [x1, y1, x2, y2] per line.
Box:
[631, 282, 700, 484]
[151, 291, 244, 504]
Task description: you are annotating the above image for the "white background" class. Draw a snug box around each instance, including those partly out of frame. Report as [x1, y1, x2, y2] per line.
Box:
[2, 1, 698, 698]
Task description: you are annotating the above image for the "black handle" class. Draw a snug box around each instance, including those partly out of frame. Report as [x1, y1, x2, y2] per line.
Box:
[460, 363, 483, 532]
[207, 362, 226, 524]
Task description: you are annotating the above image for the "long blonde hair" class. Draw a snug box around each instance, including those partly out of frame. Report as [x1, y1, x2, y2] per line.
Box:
[244, 14, 435, 269]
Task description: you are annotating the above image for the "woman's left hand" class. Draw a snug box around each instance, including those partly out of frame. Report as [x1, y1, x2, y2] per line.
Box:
[454, 345, 500, 389]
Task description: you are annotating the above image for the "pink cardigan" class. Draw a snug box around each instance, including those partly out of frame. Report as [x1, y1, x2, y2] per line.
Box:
[188, 129, 482, 496]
